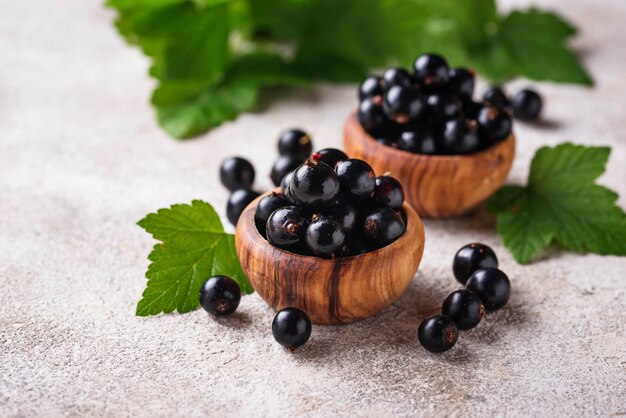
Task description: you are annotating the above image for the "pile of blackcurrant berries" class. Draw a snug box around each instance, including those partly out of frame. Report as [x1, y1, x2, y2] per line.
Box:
[418, 243, 512, 353]
[257, 152, 406, 257]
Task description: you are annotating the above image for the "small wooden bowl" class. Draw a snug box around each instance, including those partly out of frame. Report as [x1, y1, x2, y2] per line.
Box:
[235, 192, 425, 324]
[343, 112, 516, 218]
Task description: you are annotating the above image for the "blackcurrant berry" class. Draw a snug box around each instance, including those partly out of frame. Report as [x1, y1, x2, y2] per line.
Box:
[254, 192, 291, 234]
[442, 290, 485, 330]
[305, 216, 345, 257]
[426, 93, 462, 121]
[383, 67, 414, 88]
[312, 148, 348, 168]
[338, 239, 368, 257]
[358, 97, 387, 134]
[477, 106, 512, 143]
[290, 159, 340, 208]
[398, 129, 438, 154]
[372, 175, 404, 210]
[335, 159, 376, 202]
[271, 155, 303, 187]
[453, 243, 498, 284]
[418, 315, 458, 353]
[359, 75, 385, 102]
[442, 119, 481, 154]
[226, 189, 260, 227]
[466, 268, 511, 311]
[448, 68, 475, 100]
[272, 307, 312, 351]
[266, 206, 309, 250]
[361, 207, 405, 250]
[413, 53, 450, 88]
[219, 157, 255, 192]
[383, 85, 424, 124]
[463, 100, 484, 119]
[324, 198, 358, 235]
[483, 86, 510, 110]
[512, 89, 542, 121]
[278, 129, 313, 160]
[280, 171, 294, 195]
[199, 276, 241, 316]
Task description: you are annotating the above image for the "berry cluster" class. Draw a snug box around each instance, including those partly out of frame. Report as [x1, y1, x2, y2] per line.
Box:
[357, 53, 514, 155]
[418, 243, 512, 353]
[484, 86, 543, 121]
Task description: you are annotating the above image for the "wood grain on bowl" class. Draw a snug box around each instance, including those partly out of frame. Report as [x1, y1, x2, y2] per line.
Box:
[235, 192, 425, 325]
[343, 112, 515, 218]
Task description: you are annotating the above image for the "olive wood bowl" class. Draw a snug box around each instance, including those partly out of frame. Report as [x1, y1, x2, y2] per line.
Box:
[343, 112, 516, 218]
[235, 191, 425, 325]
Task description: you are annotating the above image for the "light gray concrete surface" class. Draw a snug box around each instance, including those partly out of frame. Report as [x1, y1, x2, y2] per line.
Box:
[1, 0, 625, 416]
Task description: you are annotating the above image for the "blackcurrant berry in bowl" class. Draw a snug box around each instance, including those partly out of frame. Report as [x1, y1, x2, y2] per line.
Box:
[335, 158, 376, 202]
[483, 86, 510, 110]
[372, 175, 404, 210]
[453, 242, 498, 284]
[442, 118, 481, 155]
[512, 89, 542, 121]
[413, 53, 450, 88]
[442, 289, 485, 330]
[305, 216, 346, 258]
[343, 111, 515, 218]
[477, 106, 513, 144]
[266, 206, 310, 252]
[383, 67, 414, 88]
[360, 207, 406, 250]
[272, 307, 312, 351]
[220, 156, 255, 192]
[398, 129, 438, 155]
[311, 148, 348, 168]
[226, 189, 261, 226]
[324, 198, 358, 236]
[418, 315, 458, 353]
[234, 190, 425, 324]
[448, 68, 475, 100]
[277, 129, 313, 160]
[466, 267, 511, 311]
[383, 85, 424, 124]
[358, 75, 385, 102]
[254, 192, 292, 233]
[199, 276, 241, 316]
[358, 97, 386, 135]
[426, 93, 462, 121]
[271, 155, 303, 187]
[290, 159, 340, 208]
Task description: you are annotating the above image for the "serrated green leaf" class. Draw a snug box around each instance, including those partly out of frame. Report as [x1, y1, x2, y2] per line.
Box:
[136, 200, 252, 316]
[489, 143, 626, 264]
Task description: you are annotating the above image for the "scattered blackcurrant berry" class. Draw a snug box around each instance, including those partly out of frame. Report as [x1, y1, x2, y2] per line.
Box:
[312, 148, 348, 168]
[219, 157, 255, 192]
[277, 129, 313, 160]
[413, 53, 450, 88]
[418, 315, 458, 353]
[372, 175, 404, 210]
[305, 216, 345, 257]
[383, 67, 414, 88]
[359, 75, 385, 102]
[290, 159, 340, 208]
[466, 268, 511, 311]
[226, 189, 260, 227]
[360, 207, 405, 250]
[199, 276, 241, 316]
[266, 206, 310, 251]
[335, 159, 376, 202]
[442, 119, 481, 154]
[398, 129, 438, 154]
[453, 243, 498, 284]
[358, 97, 386, 134]
[254, 192, 291, 233]
[512, 89, 542, 121]
[272, 307, 312, 351]
[477, 106, 512, 143]
[383, 85, 424, 124]
[442, 290, 485, 330]
[448, 68, 475, 100]
[271, 155, 303, 187]
[483, 87, 510, 110]
[426, 93, 462, 121]
[324, 198, 358, 235]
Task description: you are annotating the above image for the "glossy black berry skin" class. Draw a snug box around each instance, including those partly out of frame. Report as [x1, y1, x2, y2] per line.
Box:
[466, 268, 511, 311]
[312, 148, 348, 168]
[372, 175, 404, 210]
[512, 89, 542, 121]
[272, 307, 312, 351]
[448, 68, 475, 100]
[305, 216, 345, 257]
[427, 93, 462, 121]
[442, 290, 485, 330]
[418, 315, 458, 353]
[358, 97, 387, 134]
[453, 243, 499, 284]
[477, 106, 513, 143]
[383, 85, 424, 124]
[338, 239, 368, 257]
[361, 207, 405, 250]
[398, 129, 438, 154]
[383, 67, 414, 88]
[271, 155, 303, 187]
[359, 75, 385, 101]
[278, 129, 313, 160]
[220, 157, 255, 192]
[199, 276, 241, 316]
[226, 189, 260, 227]
[290, 160, 340, 208]
[280, 171, 294, 195]
[335, 159, 376, 202]
[413, 53, 450, 88]
[483, 87, 510, 110]
[442, 119, 481, 154]
[266, 206, 309, 250]
[324, 198, 358, 235]
[254, 192, 291, 233]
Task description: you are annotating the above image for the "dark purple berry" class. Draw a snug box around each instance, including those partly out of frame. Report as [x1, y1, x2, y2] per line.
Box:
[442, 119, 481, 154]
[418, 315, 458, 353]
[360, 207, 405, 250]
[272, 307, 312, 351]
[442, 290, 485, 330]
[266, 206, 309, 251]
[427, 93, 462, 121]
[512, 89, 542, 121]
[271, 155, 303, 187]
[278, 129, 313, 160]
[483, 87, 510, 110]
[372, 175, 404, 210]
[338, 239, 368, 257]
[448, 68, 475, 100]
[398, 129, 438, 154]
[305, 216, 345, 257]
[199, 276, 241, 316]
[254, 192, 291, 233]
[466, 268, 511, 311]
[290, 159, 340, 208]
[220, 157, 255, 192]
[413, 53, 450, 88]
[358, 97, 386, 134]
[359, 76, 385, 102]
[311, 148, 348, 168]
[324, 198, 358, 235]
[280, 171, 294, 195]
[383, 67, 414, 88]
[226, 189, 260, 227]
[453, 243, 499, 284]
[335, 159, 376, 202]
[383, 85, 424, 124]
[477, 106, 512, 143]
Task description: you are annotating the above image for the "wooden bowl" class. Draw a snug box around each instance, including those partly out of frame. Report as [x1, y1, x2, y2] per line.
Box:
[235, 192, 425, 324]
[343, 112, 516, 218]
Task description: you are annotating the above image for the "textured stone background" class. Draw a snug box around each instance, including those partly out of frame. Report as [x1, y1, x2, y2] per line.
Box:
[1, 0, 625, 416]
